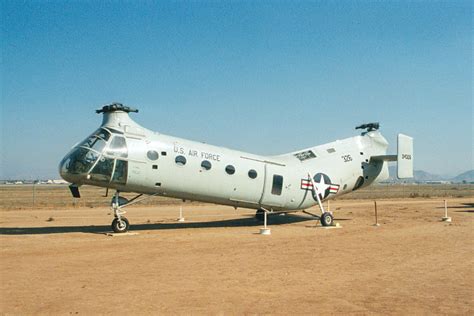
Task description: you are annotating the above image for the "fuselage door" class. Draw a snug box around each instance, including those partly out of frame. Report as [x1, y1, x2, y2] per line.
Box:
[259, 164, 291, 209]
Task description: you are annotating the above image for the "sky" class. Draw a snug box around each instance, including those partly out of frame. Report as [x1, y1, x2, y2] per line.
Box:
[1, 1, 472, 179]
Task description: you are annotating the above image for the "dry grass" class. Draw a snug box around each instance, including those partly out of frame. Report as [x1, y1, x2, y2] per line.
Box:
[0, 183, 472, 210]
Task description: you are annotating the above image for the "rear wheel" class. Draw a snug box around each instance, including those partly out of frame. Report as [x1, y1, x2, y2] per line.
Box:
[320, 212, 334, 227]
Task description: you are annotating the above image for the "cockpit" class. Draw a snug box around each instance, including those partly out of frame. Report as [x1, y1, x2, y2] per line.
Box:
[59, 127, 129, 186]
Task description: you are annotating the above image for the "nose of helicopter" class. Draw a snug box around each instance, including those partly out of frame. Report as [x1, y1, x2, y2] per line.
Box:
[59, 146, 101, 184]
[58, 151, 82, 184]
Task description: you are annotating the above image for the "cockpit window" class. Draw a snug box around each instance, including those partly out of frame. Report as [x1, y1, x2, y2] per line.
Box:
[95, 129, 111, 141]
[79, 128, 111, 153]
[62, 147, 99, 175]
[106, 136, 128, 158]
[90, 157, 114, 182]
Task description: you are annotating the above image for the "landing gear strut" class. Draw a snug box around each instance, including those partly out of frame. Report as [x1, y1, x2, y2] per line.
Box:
[111, 191, 129, 233]
[307, 172, 334, 227]
[107, 190, 160, 233]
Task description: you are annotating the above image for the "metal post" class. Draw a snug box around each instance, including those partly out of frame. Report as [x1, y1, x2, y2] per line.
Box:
[442, 200, 451, 222]
[32, 181, 36, 207]
[374, 201, 380, 226]
[264, 211, 267, 229]
[178, 205, 185, 222]
[259, 210, 271, 235]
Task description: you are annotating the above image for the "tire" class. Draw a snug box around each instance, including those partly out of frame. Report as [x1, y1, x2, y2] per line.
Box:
[320, 212, 334, 227]
[255, 209, 265, 222]
[112, 217, 130, 233]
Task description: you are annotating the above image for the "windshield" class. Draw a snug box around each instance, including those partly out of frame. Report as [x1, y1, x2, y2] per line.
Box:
[79, 128, 111, 153]
[59, 128, 128, 185]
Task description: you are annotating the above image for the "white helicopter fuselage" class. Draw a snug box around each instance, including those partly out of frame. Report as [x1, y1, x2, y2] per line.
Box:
[60, 106, 412, 214]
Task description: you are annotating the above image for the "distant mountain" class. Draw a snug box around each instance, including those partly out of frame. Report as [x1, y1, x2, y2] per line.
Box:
[451, 170, 474, 183]
[386, 167, 473, 183]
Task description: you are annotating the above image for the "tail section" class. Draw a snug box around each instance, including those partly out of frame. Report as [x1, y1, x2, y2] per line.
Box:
[371, 134, 414, 179]
[397, 134, 413, 178]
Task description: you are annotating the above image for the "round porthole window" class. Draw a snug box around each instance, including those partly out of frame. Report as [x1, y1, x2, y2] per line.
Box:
[225, 165, 235, 175]
[175, 155, 187, 166]
[201, 160, 212, 171]
[147, 150, 159, 161]
[248, 169, 258, 179]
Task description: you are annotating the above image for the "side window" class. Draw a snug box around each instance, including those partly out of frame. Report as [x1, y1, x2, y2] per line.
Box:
[175, 155, 187, 166]
[225, 165, 235, 175]
[147, 150, 159, 160]
[271, 175, 283, 195]
[201, 160, 212, 171]
[112, 160, 128, 185]
[106, 136, 128, 158]
[248, 169, 258, 179]
[90, 157, 114, 182]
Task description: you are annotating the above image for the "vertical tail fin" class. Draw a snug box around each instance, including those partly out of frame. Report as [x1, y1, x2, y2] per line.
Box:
[397, 134, 413, 179]
[370, 134, 414, 179]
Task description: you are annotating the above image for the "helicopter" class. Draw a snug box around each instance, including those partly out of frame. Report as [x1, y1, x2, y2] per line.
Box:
[59, 103, 413, 233]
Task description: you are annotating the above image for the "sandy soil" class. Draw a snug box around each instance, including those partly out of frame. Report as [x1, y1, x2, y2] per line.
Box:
[1, 198, 473, 315]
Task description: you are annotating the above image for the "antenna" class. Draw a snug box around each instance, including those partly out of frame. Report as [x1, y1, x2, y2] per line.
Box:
[355, 122, 380, 132]
[96, 103, 139, 114]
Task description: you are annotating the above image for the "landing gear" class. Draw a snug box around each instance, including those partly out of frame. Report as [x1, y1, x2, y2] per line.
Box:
[107, 190, 160, 233]
[111, 191, 129, 233]
[320, 212, 333, 227]
[110, 196, 129, 207]
[307, 172, 335, 227]
[112, 217, 129, 233]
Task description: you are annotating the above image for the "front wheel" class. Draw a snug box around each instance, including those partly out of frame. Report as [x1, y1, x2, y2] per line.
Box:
[112, 217, 130, 233]
[320, 212, 334, 227]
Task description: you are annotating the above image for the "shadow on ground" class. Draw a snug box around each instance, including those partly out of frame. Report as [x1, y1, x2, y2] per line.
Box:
[0, 213, 322, 235]
[436, 203, 473, 212]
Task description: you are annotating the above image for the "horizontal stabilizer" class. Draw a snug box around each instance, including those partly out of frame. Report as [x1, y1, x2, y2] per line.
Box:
[371, 155, 397, 162]
[370, 134, 413, 179]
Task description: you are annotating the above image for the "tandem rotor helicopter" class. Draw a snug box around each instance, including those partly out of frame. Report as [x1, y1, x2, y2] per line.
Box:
[59, 103, 413, 233]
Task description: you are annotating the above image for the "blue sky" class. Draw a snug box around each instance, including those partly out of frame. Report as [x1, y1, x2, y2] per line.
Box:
[1, 1, 472, 179]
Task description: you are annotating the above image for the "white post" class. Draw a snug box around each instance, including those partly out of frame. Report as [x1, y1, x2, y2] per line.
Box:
[442, 199, 452, 222]
[264, 211, 267, 229]
[178, 205, 185, 222]
[259, 210, 271, 235]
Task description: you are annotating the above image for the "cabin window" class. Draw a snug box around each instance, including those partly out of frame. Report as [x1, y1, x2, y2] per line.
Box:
[90, 157, 114, 182]
[271, 175, 283, 195]
[147, 150, 159, 160]
[201, 160, 212, 171]
[106, 136, 128, 158]
[161, 151, 167, 156]
[225, 165, 235, 175]
[111, 160, 128, 185]
[248, 169, 258, 179]
[175, 155, 187, 166]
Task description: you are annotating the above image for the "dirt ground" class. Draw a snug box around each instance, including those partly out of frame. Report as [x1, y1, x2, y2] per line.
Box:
[1, 198, 473, 315]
